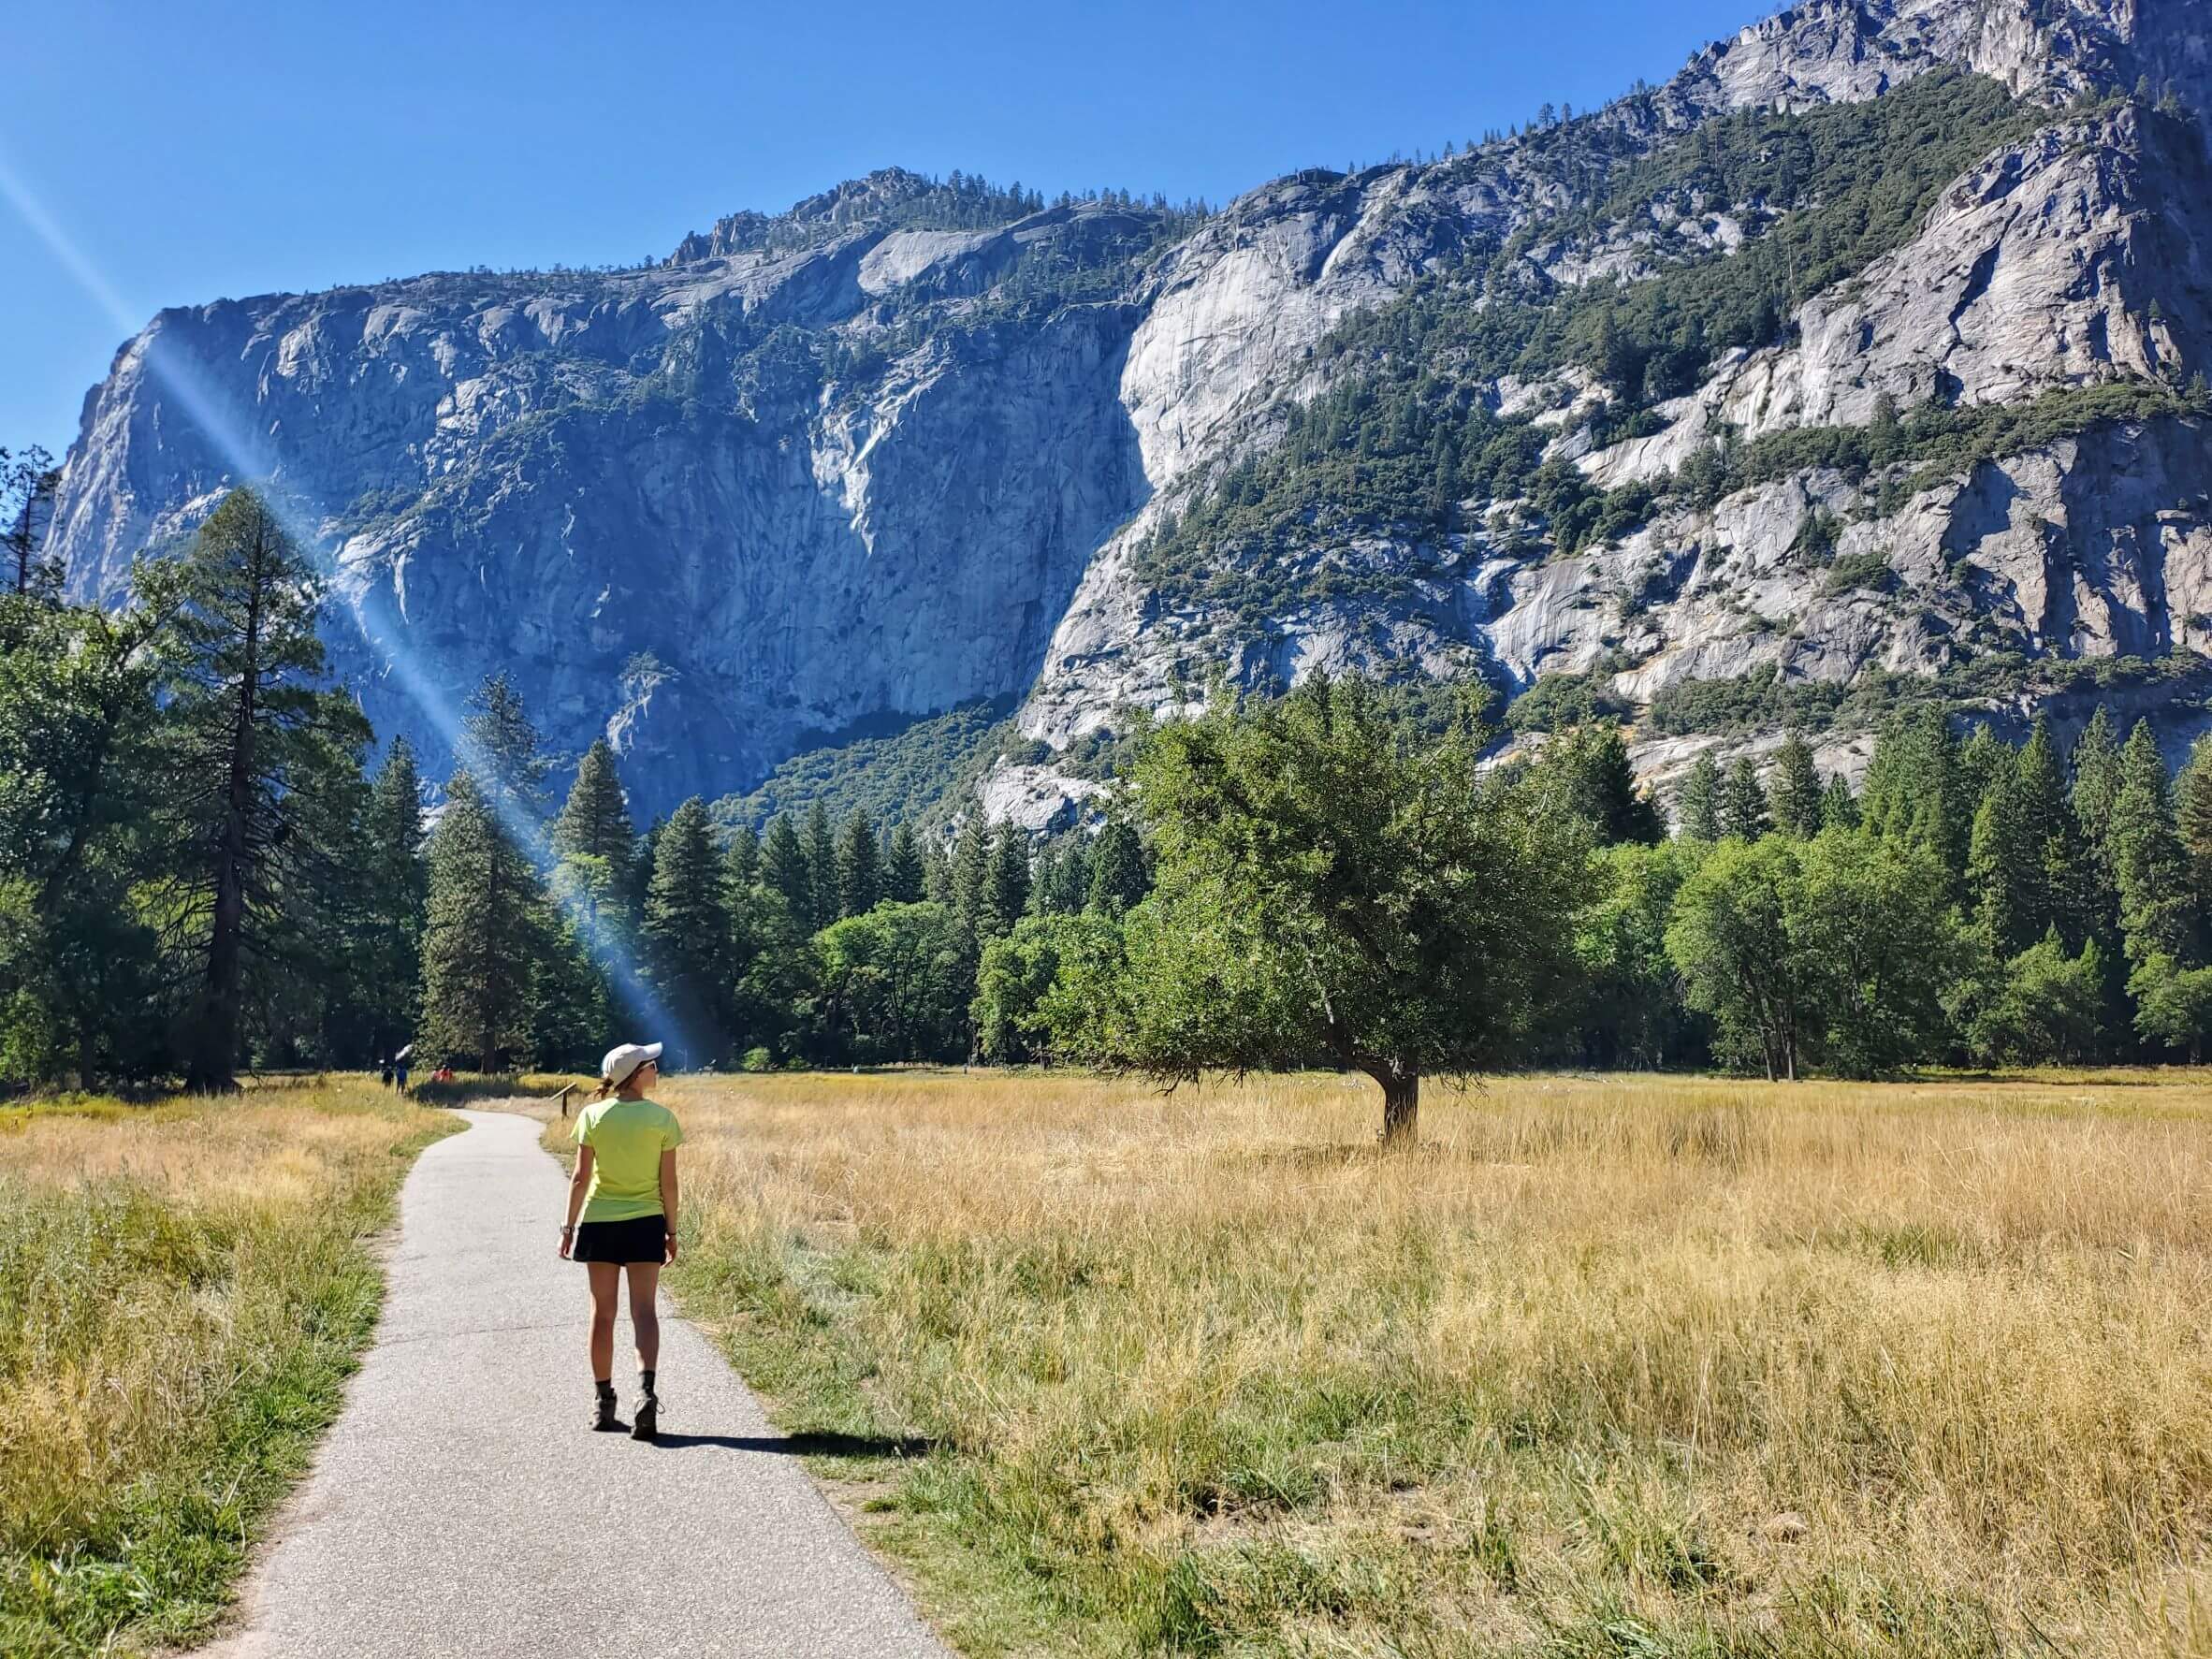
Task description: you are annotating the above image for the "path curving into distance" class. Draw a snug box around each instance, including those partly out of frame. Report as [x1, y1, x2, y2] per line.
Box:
[208, 1109, 949, 1659]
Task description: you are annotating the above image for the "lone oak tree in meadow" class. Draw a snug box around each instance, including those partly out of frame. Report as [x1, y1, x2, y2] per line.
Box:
[1109, 676, 1592, 1145]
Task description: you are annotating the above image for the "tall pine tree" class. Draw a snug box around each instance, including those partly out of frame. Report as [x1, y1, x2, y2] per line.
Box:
[1087, 821, 1149, 913]
[2071, 706, 2125, 873]
[419, 677, 552, 1071]
[548, 735, 639, 954]
[724, 822, 761, 891]
[419, 771, 538, 1071]
[1531, 724, 1664, 845]
[2110, 720, 2197, 968]
[1676, 752, 1723, 841]
[837, 810, 881, 918]
[2015, 716, 2087, 946]
[1965, 755, 2033, 953]
[360, 738, 429, 1061]
[642, 797, 734, 1062]
[951, 819, 993, 939]
[1820, 772, 1859, 830]
[459, 671, 552, 829]
[2174, 732, 2212, 919]
[552, 737, 636, 880]
[761, 816, 811, 922]
[985, 825, 1033, 937]
[1719, 757, 1770, 841]
[883, 822, 925, 903]
[153, 488, 371, 1090]
[1862, 706, 1969, 885]
[1768, 732, 1824, 839]
[802, 802, 838, 934]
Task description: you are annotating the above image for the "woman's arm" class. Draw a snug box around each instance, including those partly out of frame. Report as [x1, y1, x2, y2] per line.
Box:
[560, 1145, 594, 1258]
[659, 1149, 679, 1264]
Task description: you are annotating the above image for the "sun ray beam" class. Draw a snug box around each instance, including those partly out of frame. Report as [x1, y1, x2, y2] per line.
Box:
[0, 143, 700, 1067]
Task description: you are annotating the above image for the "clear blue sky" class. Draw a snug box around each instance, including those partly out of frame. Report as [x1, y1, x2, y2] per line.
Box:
[4, 0, 1756, 463]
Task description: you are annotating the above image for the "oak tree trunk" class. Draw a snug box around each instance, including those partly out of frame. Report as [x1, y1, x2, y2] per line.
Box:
[1378, 1069, 1420, 1149]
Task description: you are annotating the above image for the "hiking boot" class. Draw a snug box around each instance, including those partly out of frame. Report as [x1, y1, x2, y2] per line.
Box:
[591, 1390, 621, 1433]
[632, 1392, 659, 1442]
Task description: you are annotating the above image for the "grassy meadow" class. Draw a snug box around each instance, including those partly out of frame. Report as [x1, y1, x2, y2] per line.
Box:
[575, 1069, 2212, 1658]
[0, 1079, 454, 1658]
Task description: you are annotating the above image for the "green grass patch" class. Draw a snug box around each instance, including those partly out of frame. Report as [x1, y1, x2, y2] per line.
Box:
[0, 1083, 456, 1657]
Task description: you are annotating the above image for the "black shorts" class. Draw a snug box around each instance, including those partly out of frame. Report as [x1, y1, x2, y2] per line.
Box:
[572, 1214, 668, 1264]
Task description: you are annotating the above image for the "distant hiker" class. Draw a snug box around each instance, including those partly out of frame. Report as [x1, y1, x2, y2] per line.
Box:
[560, 1041, 683, 1441]
[394, 1056, 410, 1093]
[379, 1059, 393, 1087]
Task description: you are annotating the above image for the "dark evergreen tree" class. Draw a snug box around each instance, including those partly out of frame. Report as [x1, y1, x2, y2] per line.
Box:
[2175, 732, 2212, 918]
[2071, 706, 2125, 872]
[1768, 732, 1824, 838]
[1676, 752, 1723, 841]
[548, 735, 640, 957]
[761, 816, 811, 921]
[419, 771, 537, 1071]
[1719, 756, 1770, 841]
[153, 488, 372, 1090]
[458, 671, 552, 829]
[1086, 821, 1149, 914]
[1531, 724, 1664, 845]
[1958, 726, 2011, 810]
[2015, 716, 2088, 946]
[837, 810, 881, 918]
[802, 802, 838, 933]
[642, 797, 734, 1061]
[627, 816, 662, 919]
[1035, 833, 1092, 915]
[1819, 771, 1860, 831]
[723, 823, 762, 891]
[921, 834, 953, 905]
[883, 821, 926, 904]
[2110, 720, 2197, 968]
[360, 738, 429, 1062]
[419, 677, 555, 1071]
[527, 908, 611, 1070]
[951, 819, 993, 939]
[985, 825, 1033, 937]
[1862, 707, 1969, 884]
[1965, 755, 2033, 953]
[2, 445, 62, 602]
[552, 738, 636, 879]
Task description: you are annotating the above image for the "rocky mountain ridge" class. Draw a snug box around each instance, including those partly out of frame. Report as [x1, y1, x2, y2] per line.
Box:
[45, 0, 2212, 822]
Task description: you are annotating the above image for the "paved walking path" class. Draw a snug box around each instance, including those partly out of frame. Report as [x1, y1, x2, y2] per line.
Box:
[210, 1109, 950, 1659]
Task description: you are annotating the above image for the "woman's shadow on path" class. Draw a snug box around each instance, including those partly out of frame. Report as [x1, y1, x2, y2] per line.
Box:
[647, 1431, 934, 1458]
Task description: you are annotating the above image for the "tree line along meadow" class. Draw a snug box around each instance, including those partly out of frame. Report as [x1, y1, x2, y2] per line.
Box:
[8, 479, 2212, 1132]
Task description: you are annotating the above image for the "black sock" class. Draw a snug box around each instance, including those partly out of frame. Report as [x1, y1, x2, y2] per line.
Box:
[595, 1378, 616, 1399]
[640, 1369, 656, 1399]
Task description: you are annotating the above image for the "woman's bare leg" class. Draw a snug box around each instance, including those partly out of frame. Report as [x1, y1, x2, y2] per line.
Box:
[586, 1261, 621, 1381]
[624, 1260, 662, 1375]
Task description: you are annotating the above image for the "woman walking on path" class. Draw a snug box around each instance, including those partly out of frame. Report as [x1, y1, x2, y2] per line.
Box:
[560, 1041, 683, 1440]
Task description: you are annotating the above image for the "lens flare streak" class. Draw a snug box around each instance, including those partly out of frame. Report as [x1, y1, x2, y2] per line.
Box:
[0, 142, 699, 1064]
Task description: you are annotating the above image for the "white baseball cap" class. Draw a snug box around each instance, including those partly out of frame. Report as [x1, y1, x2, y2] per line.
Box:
[601, 1041, 662, 1086]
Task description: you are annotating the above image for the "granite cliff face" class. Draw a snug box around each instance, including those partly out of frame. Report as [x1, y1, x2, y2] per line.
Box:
[46, 0, 2212, 819]
[53, 181, 1162, 809]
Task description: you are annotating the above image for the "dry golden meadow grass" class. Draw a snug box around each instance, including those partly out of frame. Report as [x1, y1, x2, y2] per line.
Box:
[587, 1068, 2212, 1658]
[0, 1079, 452, 1657]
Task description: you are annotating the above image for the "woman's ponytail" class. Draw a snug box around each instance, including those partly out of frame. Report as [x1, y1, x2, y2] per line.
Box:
[589, 1075, 616, 1102]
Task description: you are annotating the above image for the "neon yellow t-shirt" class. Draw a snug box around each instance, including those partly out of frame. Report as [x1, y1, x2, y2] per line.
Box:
[573, 1097, 684, 1223]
